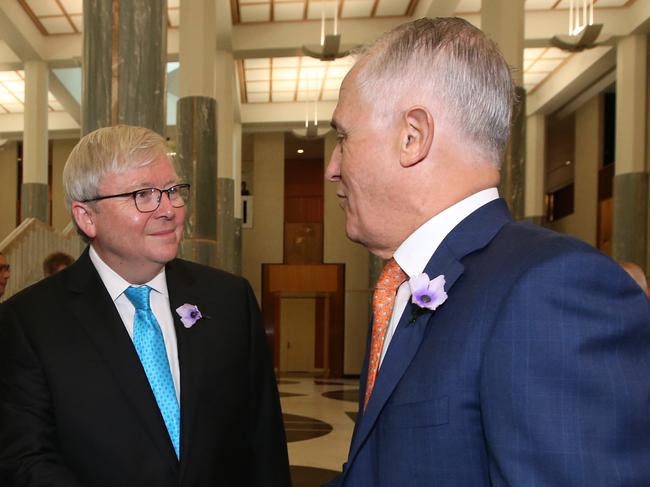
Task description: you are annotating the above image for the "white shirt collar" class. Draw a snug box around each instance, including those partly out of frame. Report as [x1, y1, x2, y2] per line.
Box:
[88, 245, 169, 301]
[394, 188, 499, 278]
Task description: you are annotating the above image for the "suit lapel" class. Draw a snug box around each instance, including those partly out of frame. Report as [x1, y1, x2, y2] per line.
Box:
[66, 250, 179, 473]
[165, 260, 206, 482]
[347, 244, 464, 465]
[345, 198, 513, 471]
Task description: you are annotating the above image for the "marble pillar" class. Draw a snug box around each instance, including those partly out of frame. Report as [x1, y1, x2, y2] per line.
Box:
[215, 49, 237, 273]
[613, 35, 648, 269]
[216, 177, 236, 274]
[82, 0, 167, 135]
[176, 97, 219, 267]
[502, 87, 526, 220]
[613, 173, 648, 266]
[176, 0, 219, 268]
[232, 123, 243, 275]
[525, 113, 546, 226]
[482, 0, 526, 219]
[368, 253, 383, 290]
[22, 60, 49, 222]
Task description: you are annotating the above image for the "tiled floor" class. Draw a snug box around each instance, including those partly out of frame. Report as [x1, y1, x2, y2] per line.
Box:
[279, 376, 359, 487]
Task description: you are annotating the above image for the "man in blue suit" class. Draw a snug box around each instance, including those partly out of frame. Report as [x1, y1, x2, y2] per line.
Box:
[325, 17, 650, 486]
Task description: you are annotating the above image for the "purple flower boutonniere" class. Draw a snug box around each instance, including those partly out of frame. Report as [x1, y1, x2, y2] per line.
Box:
[407, 273, 448, 325]
[176, 303, 203, 328]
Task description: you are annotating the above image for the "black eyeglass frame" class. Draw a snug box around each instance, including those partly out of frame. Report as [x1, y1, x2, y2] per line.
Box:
[82, 183, 191, 213]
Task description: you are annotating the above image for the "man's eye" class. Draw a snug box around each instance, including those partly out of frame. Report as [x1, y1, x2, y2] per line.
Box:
[135, 190, 154, 200]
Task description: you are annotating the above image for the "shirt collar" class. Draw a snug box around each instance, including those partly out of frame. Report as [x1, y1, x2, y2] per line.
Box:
[394, 188, 499, 278]
[88, 245, 169, 301]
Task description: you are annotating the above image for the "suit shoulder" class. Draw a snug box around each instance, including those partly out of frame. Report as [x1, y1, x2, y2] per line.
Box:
[1, 272, 63, 310]
[498, 220, 603, 259]
[168, 258, 251, 290]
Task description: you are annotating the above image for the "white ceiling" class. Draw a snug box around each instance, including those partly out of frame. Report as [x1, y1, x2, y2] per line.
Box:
[0, 0, 646, 133]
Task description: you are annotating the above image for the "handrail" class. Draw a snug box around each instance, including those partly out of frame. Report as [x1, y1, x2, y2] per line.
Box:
[0, 218, 85, 300]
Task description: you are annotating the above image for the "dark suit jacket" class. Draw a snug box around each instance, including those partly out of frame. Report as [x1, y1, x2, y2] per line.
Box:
[327, 199, 650, 487]
[0, 249, 291, 487]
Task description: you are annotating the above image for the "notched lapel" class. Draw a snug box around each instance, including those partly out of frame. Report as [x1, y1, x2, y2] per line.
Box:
[348, 243, 465, 466]
[165, 260, 206, 478]
[344, 199, 512, 477]
[67, 251, 179, 472]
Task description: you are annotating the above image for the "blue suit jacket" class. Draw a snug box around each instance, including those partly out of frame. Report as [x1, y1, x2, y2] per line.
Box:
[327, 199, 650, 487]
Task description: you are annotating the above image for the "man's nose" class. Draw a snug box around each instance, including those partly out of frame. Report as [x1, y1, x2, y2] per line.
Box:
[325, 150, 341, 182]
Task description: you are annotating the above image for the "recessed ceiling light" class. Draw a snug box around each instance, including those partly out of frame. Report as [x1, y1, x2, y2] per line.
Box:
[297, 149, 304, 154]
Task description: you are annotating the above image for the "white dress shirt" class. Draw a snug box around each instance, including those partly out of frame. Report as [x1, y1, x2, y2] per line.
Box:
[379, 188, 500, 365]
[89, 246, 181, 401]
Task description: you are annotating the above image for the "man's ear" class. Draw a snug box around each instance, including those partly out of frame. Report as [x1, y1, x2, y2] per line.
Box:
[400, 106, 434, 168]
[71, 202, 97, 239]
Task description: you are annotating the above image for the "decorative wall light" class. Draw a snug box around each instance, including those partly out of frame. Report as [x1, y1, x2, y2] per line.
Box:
[550, 0, 603, 52]
[302, 1, 355, 61]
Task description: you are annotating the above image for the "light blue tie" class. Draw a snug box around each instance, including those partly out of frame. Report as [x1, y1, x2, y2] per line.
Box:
[124, 286, 180, 458]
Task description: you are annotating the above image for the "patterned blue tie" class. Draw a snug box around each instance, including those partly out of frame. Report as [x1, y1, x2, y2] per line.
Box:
[124, 286, 180, 459]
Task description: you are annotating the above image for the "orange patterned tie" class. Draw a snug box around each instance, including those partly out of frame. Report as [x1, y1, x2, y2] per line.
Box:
[364, 258, 407, 409]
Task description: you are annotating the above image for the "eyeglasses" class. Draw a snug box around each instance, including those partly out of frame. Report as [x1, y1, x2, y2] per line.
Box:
[82, 184, 191, 213]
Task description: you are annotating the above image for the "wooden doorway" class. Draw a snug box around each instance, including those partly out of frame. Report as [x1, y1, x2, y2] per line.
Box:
[262, 264, 344, 377]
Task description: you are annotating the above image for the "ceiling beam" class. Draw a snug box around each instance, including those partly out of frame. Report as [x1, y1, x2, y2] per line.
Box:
[412, 0, 462, 19]
[0, 111, 79, 138]
[0, 3, 81, 124]
[241, 100, 336, 125]
[527, 46, 616, 116]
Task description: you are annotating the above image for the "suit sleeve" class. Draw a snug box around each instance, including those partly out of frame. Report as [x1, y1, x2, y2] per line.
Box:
[480, 249, 650, 486]
[244, 283, 292, 487]
[0, 303, 86, 487]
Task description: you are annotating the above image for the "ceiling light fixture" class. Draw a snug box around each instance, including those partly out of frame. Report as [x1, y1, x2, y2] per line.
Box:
[550, 0, 603, 52]
[302, 1, 355, 61]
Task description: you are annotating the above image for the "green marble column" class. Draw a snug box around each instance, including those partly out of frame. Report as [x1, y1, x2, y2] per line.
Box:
[233, 218, 242, 276]
[82, 0, 167, 135]
[20, 183, 48, 222]
[500, 87, 526, 220]
[22, 60, 49, 222]
[367, 253, 384, 313]
[613, 172, 648, 268]
[217, 177, 237, 273]
[176, 96, 218, 267]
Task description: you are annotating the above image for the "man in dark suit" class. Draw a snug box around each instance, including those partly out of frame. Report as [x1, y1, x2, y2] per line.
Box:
[0, 125, 291, 486]
[325, 18, 650, 486]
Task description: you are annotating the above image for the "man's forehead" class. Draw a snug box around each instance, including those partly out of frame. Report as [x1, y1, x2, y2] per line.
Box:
[100, 158, 177, 188]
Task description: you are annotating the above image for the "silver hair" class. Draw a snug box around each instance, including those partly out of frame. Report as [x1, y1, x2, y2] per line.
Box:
[63, 125, 169, 207]
[63, 125, 170, 241]
[355, 17, 515, 166]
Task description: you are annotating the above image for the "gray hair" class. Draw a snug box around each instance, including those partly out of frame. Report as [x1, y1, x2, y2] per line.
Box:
[355, 17, 515, 165]
[63, 125, 169, 208]
[63, 125, 170, 241]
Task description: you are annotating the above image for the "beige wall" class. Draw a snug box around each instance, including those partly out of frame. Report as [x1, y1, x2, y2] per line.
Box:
[0, 141, 18, 240]
[323, 131, 370, 375]
[240, 130, 370, 375]
[549, 96, 601, 246]
[51, 139, 78, 232]
[241, 132, 284, 300]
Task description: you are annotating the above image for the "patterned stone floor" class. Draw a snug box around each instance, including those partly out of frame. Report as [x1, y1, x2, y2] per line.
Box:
[279, 376, 360, 487]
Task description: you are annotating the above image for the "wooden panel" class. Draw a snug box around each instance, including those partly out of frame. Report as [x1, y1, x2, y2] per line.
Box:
[284, 223, 323, 264]
[284, 196, 323, 223]
[546, 114, 575, 192]
[262, 263, 345, 377]
[597, 197, 613, 255]
[314, 297, 326, 368]
[285, 159, 324, 197]
[267, 264, 339, 292]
